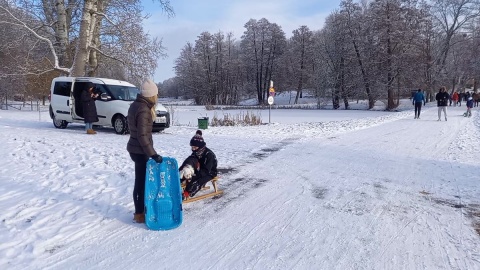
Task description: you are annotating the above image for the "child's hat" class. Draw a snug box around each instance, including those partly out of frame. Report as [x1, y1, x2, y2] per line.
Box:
[190, 130, 206, 148]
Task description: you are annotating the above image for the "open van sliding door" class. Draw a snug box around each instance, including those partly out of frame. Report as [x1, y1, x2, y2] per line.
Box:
[52, 80, 73, 122]
[71, 81, 88, 121]
[72, 79, 108, 126]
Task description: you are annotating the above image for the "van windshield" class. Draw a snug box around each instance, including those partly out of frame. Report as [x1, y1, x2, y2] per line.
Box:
[107, 85, 140, 101]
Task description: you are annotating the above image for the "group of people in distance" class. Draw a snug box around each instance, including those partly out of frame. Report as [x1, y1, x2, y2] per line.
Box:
[125, 79, 217, 224]
[412, 86, 475, 120]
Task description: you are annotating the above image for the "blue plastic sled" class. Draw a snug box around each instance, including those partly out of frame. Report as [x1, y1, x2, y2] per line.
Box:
[144, 157, 183, 230]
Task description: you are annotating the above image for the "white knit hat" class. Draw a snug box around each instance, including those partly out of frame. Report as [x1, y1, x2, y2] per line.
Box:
[141, 79, 158, 97]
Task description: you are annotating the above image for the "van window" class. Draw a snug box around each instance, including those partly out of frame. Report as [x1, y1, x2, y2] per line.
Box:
[53, 82, 72, 96]
[107, 85, 139, 101]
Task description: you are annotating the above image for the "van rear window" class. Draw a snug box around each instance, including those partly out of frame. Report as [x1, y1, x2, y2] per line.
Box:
[53, 82, 71, 96]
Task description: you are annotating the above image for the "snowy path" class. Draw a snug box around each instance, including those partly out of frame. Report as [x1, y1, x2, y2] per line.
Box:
[1, 105, 479, 269]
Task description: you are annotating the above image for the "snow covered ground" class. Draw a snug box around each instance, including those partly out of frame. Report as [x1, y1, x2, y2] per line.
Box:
[1, 99, 479, 269]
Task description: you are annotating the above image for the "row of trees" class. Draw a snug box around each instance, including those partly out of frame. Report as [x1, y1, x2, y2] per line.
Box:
[2, 0, 480, 110]
[0, 0, 173, 104]
[167, 0, 480, 110]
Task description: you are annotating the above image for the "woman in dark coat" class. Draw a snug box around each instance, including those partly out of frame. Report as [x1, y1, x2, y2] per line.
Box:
[81, 82, 99, 134]
[126, 79, 163, 223]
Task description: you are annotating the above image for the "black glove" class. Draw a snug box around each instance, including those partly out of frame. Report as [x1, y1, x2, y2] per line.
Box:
[151, 154, 163, 163]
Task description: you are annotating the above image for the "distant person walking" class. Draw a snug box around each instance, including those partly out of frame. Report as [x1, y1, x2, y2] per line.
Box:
[465, 97, 474, 117]
[435, 87, 449, 121]
[452, 91, 459, 107]
[412, 89, 425, 119]
[473, 92, 480, 107]
[458, 92, 464, 106]
[465, 92, 472, 103]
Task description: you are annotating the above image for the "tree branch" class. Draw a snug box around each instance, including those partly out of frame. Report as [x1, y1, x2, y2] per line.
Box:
[88, 45, 125, 65]
[0, 6, 71, 75]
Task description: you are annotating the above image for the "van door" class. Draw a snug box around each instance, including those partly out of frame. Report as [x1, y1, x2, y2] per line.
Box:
[71, 81, 88, 121]
[51, 81, 73, 122]
[94, 84, 111, 126]
[72, 81, 109, 126]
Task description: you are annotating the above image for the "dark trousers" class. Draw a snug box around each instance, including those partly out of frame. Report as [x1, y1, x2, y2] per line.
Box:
[414, 102, 422, 117]
[129, 153, 149, 214]
[186, 175, 213, 195]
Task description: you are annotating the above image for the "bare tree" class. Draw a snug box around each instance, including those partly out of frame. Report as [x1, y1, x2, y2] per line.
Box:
[287, 25, 314, 104]
[0, 0, 173, 85]
[169, 0, 480, 108]
[241, 18, 286, 104]
[341, 0, 376, 108]
[0, 1, 61, 104]
[175, 42, 203, 102]
[431, 0, 480, 84]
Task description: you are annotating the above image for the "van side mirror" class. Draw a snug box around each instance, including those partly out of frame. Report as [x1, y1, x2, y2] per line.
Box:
[100, 93, 111, 101]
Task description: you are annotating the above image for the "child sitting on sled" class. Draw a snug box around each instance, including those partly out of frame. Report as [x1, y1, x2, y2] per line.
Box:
[465, 97, 474, 117]
[179, 130, 218, 199]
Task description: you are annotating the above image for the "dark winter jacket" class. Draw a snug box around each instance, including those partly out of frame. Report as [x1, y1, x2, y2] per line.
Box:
[467, 99, 474, 108]
[126, 94, 157, 157]
[192, 147, 218, 179]
[81, 90, 99, 123]
[435, 91, 449, 107]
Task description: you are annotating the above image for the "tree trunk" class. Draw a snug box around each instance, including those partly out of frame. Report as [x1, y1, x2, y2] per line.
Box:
[340, 57, 349, 109]
[53, 0, 69, 67]
[294, 43, 305, 105]
[386, 8, 395, 111]
[350, 32, 373, 109]
[70, 0, 95, 77]
[87, 1, 104, 77]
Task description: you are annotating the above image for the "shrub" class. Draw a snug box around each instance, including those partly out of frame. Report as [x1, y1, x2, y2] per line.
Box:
[210, 111, 262, 126]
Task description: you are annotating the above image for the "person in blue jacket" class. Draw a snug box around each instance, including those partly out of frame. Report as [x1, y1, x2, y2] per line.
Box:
[412, 89, 426, 119]
[465, 97, 474, 117]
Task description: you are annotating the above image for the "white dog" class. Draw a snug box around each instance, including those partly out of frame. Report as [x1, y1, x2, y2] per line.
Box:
[180, 164, 195, 180]
[179, 156, 199, 181]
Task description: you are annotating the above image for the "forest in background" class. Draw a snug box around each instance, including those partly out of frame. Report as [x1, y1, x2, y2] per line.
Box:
[2, 0, 480, 110]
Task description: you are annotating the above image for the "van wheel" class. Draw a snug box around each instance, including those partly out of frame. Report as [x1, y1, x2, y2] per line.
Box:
[53, 116, 68, 129]
[113, 115, 128, 135]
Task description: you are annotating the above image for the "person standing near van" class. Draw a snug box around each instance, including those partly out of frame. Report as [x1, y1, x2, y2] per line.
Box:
[412, 89, 425, 119]
[126, 79, 163, 224]
[436, 86, 449, 121]
[81, 82, 99, 134]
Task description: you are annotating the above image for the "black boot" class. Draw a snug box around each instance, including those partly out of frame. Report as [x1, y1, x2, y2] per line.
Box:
[186, 181, 201, 197]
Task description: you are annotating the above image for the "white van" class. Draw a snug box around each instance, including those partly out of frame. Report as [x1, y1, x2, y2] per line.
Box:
[49, 77, 170, 134]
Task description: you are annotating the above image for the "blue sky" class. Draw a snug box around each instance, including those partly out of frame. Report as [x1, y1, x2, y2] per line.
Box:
[141, 0, 343, 83]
